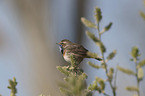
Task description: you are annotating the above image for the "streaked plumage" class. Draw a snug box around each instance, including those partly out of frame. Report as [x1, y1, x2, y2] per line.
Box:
[57, 39, 101, 65]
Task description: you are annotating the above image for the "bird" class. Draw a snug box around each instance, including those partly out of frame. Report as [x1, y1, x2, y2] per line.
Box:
[56, 39, 102, 65]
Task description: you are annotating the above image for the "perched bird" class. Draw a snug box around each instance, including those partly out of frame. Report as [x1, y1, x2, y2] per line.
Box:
[56, 39, 101, 65]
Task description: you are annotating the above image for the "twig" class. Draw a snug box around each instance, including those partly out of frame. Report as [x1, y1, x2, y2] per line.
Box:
[134, 58, 140, 96]
[97, 22, 116, 96]
[114, 64, 118, 88]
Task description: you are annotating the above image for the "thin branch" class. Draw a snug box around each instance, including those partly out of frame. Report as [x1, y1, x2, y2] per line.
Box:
[114, 64, 118, 88]
[97, 22, 116, 96]
[134, 58, 140, 96]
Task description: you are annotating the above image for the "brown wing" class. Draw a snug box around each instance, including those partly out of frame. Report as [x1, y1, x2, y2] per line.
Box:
[65, 44, 88, 57]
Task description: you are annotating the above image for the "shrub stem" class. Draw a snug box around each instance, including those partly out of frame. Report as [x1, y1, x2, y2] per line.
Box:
[97, 23, 116, 96]
[134, 58, 140, 96]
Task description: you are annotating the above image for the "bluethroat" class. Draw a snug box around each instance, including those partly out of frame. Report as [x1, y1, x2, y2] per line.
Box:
[57, 39, 102, 65]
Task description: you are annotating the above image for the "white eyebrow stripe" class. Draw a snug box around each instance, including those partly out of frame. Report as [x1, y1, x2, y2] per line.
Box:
[63, 41, 68, 43]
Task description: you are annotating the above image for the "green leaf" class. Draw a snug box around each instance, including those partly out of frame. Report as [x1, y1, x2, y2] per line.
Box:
[59, 73, 88, 96]
[88, 81, 102, 93]
[101, 63, 107, 69]
[8, 77, 17, 96]
[81, 73, 88, 80]
[87, 51, 102, 61]
[87, 52, 98, 58]
[107, 68, 114, 81]
[104, 22, 113, 31]
[138, 68, 144, 80]
[81, 17, 97, 29]
[86, 31, 100, 42]
[88, 81, 99, 91]
[126, 86, 139, 92]
[117, 66, 136, 75]
[131, 46, 140, 59]
[137, 59, 145, 68]
[56, 66, 70, 76]
[94, 6, 102, 24]
[88, 61, 100, 69]
[88, 77, 105, 93]
[139, 11, 145, 20]
[100, 22, 113, 35]
[96, 42, 106, 53]
[107, 50, 117, 61]
[96, 77, 105, 90]
[86, 31, 106, 53]
[95, 77, 104, 85]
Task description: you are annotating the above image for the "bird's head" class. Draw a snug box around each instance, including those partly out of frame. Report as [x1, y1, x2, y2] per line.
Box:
[56, 39, 72, 53]
[56, 39, 72, 47]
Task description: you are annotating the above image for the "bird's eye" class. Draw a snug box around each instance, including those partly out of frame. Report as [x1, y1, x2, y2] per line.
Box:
[61, 42, 64, 44]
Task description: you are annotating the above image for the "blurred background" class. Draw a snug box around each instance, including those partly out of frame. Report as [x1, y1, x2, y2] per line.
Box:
[0, 0, 145, 96]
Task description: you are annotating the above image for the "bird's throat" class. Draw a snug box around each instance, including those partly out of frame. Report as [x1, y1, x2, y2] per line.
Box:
[59, 46, 63, 54]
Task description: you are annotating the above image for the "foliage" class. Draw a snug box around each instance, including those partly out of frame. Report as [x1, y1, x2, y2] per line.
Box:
[0, 77, 18, 96]
[57, 55, 92, 96]
[88, 77, 105, 93]
[117, 47, 145, 96]
[81, 6, 116, 96]
[88, 61, 100, 69]
[140, 11, 145, 20]
[7, 77, 18, 96]
[81, 18, 97, 29]
[140, 0, 145, 20]
[117, 66, 136, 75]
[57, 6, 145, 96]
[126, 86, 139, 92]
[0, 77, 47, 96]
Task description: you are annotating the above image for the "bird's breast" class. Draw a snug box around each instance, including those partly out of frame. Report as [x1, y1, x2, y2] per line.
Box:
[63, 52, 71, 63]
